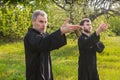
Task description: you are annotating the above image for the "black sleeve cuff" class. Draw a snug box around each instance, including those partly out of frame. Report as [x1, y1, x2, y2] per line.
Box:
[96, 41, 105, 53]
[52, 29, 67, 48]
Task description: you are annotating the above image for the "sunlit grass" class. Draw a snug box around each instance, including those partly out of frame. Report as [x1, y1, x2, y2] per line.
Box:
[0, 41, 25, 80]
[0, 36, 120, 80]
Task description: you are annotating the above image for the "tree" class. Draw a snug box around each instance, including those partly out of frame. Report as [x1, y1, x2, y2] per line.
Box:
[89, 0, 120, 21]
[0, 0, 31, 4]
[53, 0, 120, 37]
[0, 0, 52, 41]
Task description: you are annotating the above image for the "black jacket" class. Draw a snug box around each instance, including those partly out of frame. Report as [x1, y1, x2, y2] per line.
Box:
[78, 32, 104, 80]
[24, 28, 67, 80]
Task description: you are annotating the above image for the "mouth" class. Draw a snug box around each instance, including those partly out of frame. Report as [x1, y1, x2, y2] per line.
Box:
[40, 27, 45, 30]
[42, 28, 45, 30]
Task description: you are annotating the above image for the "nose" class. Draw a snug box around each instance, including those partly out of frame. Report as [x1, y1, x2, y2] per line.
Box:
[42, 22, 47, 28]
[90, 26, 92, 30]
[90, 26, 92, 29]
[89, 25, 92, 28]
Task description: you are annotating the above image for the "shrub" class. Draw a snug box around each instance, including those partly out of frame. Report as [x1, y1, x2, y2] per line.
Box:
[108, 16, 120, 36]
[0, 4, 32, 41]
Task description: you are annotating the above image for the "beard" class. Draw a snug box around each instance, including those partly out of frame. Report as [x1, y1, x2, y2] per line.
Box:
[39, 29, 46, 33]
[84, 29, 91, 33]
[33, 26, 46, 33]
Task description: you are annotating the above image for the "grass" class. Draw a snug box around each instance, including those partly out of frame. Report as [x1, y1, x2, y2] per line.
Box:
[0, 36, 120, 80]
[0, 41, 25, 80]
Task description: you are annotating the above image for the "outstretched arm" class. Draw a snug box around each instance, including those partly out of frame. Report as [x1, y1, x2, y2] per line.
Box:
[28, 18, 81, 52]
[78, 23, 108, 50]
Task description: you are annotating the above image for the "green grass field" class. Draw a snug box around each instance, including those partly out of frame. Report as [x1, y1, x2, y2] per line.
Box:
[0, 36, 120, 80]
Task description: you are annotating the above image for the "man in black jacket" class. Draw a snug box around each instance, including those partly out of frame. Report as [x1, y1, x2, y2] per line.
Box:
[78, 18, 108, 80]
[24, 10, 81, 80]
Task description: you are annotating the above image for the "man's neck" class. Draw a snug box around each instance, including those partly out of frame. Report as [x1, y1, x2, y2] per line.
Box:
[82, 30, 91, 36]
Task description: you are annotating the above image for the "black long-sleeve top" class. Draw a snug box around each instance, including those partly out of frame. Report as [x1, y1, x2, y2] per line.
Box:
[78, 32, 104, 80]
[24, 28, 67, 80]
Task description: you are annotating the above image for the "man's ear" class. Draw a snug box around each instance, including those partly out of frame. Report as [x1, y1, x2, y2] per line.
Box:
[32, 19, 36, 25]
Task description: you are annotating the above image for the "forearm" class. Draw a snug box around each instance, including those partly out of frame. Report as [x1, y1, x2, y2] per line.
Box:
[96, 23, 108, 36]
[96, 28, 101, 36]
[29, 29, 67, 52]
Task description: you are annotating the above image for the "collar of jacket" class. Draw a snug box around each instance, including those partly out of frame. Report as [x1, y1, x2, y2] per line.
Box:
[28, 28, 40, 34]
[81, 31, 91, 37]
[28, 28, 49, 36]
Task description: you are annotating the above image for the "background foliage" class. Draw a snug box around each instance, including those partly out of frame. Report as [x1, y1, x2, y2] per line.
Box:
[0, 0, 120, 41]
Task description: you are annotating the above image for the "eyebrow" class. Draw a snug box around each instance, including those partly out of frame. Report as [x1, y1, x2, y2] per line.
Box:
[39, 20, 47, 23]
[86, 24, 92, 25]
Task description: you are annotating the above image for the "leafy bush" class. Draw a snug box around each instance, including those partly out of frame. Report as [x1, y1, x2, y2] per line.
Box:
[0, 1, 120, 41]
[108, 16, 120, 36]
[0, 2, 67, 41]
[0, 4, 32, 41]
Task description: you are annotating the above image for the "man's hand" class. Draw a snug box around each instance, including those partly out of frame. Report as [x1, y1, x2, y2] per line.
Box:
[96, 23, 108, 36]
[60, 18, 81, 35]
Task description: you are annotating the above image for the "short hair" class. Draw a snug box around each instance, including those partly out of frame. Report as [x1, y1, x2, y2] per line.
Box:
[32, 10, 47, 20]
[79, 18, 91, 26]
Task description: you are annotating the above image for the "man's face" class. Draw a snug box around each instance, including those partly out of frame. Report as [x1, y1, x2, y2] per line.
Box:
[83, 21, 92, 33]
[32, 15, 47, 33]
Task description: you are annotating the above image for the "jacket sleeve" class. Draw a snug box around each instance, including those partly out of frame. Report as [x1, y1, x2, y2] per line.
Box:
[28, 29, 67, 52]
[78, 32, 100, 50]
[96, 41, 105, 53]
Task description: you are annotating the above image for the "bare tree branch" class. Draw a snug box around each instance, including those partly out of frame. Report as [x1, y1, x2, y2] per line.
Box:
[53, 0, 120, 37]
[52, 0, 68, 11]
[109, 9, 120, 15]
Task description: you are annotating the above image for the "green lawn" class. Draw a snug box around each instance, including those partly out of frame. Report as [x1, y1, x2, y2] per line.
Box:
[0, 36, 120, 80]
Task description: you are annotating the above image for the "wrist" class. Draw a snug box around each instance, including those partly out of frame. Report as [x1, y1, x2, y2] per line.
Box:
[96, 29, 101, 36]
[60, 27, 65, 35]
